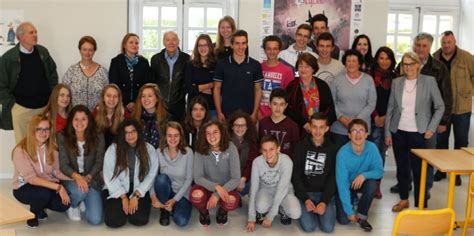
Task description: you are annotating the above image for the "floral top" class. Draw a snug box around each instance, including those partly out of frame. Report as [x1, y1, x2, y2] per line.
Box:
[300, 78, 320, 117]
[63, 62, 108, 111]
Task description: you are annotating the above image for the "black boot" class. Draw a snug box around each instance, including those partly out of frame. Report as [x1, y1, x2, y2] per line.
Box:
[433, 171, 446, 181]
[159, 209, 170, 226]
[199, 210, 210, 226]
[455, 175, 462, 186]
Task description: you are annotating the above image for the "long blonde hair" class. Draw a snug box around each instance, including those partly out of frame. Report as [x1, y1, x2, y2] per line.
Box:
[215, 16, 236, 54]
[95, 84, 125, 134]
[13, 115, 56, 165]
[42, 84, 72, 133]
[132, 83, 167, 128]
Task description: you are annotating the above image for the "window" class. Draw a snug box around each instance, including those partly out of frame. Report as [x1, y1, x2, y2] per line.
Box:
[387, 1, 459, 61]
[129, 0, 237, 61]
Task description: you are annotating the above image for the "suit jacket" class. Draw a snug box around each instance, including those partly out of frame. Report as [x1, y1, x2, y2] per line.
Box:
[385, 74, 445, 137]
[57, 133, 106, 191]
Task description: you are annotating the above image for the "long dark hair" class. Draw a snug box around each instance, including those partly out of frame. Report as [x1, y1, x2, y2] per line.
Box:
[63, 105, 98, 156]
[183, 96, 210, 135]
[351, 34, 373, 68]
[195, 121, 230, 155]
[370, 46, 397, 72]
[191, 34, 216, 68]
[113, 119, 150, 182]
[227, 110, 257, 144]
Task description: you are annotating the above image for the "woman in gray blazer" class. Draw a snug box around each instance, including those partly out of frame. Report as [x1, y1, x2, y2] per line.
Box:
[384, 52, 444, 212]
[58, 105, 105, 224]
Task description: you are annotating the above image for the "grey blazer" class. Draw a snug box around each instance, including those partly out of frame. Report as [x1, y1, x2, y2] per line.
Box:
[385, 74, 445, 137]
[58, 133, 105, 191]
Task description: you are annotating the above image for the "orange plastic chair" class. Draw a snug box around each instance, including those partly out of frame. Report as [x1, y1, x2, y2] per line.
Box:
[462, 173, 474, 236]
[392, 208, 455, 236]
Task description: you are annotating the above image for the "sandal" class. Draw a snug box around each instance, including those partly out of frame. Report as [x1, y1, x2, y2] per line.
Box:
[392, 201, 409, 212]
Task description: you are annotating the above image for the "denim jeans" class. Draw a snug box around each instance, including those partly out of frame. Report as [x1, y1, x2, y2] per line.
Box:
[64, 181, 103, 225]
[336, 180, 377, 223]
[425, 135, 436, 190]
[298, 192, 335, 233]
[437, 112, 471, 149]
[239, 181, 251, 197]
[154, 174, 192, 226]
[369, 124, 387, 166]
[392, 130, 429, 207]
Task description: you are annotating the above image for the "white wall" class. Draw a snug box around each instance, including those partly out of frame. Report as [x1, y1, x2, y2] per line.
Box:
[0, 0, 128, 177]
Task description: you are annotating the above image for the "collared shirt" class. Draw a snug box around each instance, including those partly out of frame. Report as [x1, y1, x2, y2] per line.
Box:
[19, 44, 34, 54]
[214, 55, 263, 116]
[165, 50, 179, 81]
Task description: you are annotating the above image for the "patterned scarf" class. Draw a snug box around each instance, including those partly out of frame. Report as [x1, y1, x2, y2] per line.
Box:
[124, 54, 139, 72]
[141, 110, 160, 148]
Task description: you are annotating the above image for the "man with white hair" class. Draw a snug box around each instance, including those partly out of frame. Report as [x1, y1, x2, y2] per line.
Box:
[433, 31, 474, 185]
[0, 22, 58, 142]
[150, 31, 190, 122]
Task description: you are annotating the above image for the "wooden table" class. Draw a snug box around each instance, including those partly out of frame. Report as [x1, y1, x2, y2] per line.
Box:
[461, 147, 474, 155]
[0, 194, 34, 225]
[412, 149, 474, 232]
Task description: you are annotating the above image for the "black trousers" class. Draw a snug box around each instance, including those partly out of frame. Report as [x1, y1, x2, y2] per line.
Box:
[103, 189, 151, 228]
[13, 184, 69, 218]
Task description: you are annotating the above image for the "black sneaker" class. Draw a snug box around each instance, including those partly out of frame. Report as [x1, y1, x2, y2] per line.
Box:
[199, 211, 211, 227]
[159, 209, 170, 226]
[433, 171, 446, 181]
[455, 175, 462, 186]
[390, 184, 412, 193]
[37, 210, 48, 220]
[358, 219, 373, 232]
[216, 208, 228, 226]
[256, 212, 264, 225]
[279, 213, 291, 225]
[26, 218, 39, 228]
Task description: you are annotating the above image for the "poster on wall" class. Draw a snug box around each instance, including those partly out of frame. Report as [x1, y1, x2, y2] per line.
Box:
[267, 0, 362, 56]
[0, 10, 24, 56]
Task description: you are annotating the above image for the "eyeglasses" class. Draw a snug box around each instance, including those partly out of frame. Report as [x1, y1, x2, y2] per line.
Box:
[125, 130, 137, 135]
[402, 62, 417, 68]
[350, 129, 366, 135]
[36, 127, 50, 133]
[233, 124, 247, 129]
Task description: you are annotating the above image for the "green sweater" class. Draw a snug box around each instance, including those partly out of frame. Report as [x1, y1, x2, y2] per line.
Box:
[0, 44, 58, 130]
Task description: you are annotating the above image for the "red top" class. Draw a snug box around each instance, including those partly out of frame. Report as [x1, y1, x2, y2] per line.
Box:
[55, 114, 67, 133]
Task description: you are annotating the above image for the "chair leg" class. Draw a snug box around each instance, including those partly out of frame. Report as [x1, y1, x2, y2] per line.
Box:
[463, 190, 472, 235]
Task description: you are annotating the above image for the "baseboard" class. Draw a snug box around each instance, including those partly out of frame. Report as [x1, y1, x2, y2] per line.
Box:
[0, 173, 12, 179]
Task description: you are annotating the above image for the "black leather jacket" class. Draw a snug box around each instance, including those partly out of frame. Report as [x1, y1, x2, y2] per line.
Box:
[150, 49, 190, 121]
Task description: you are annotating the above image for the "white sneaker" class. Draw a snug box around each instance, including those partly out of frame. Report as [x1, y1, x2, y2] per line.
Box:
[79, 201, 86, 213]
[67, 207, 81, 221]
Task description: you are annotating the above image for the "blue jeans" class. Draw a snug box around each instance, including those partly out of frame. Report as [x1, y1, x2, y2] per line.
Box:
[369, 124, 387, 167]
[239, 181, 250, 197]
[154, 174, 192, 226]
[336, 180, 377, 223]
[437, 112, 471, 149]
[392, 130, 429, 207]
[64, 181, 103, 225]
[298, 192, 336, 233]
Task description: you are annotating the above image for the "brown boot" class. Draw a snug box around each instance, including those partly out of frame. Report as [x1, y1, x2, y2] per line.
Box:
[374, 180, 382, 199]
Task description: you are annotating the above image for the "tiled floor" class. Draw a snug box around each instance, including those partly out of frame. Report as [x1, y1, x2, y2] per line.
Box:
[0, 168, 472, 235]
